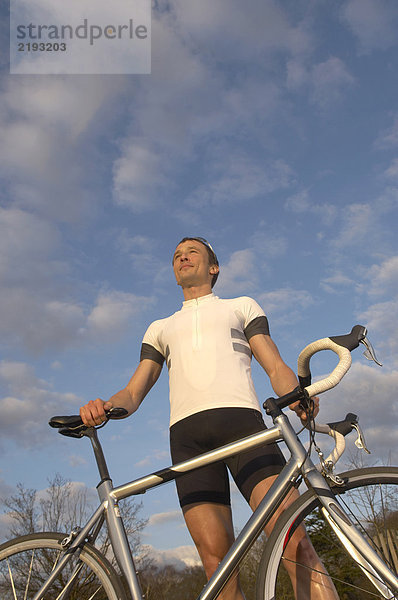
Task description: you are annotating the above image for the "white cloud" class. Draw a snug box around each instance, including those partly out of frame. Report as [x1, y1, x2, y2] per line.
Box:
[0, 287, 151, 354]
[0, 512, 15, 544]
[0, 77, 124, 222]
[111, 4, 308, 212]
[348, 256, 398, 366]
[286, 58, 309, 90]
[257, 288, 314, 319]
[69, 455, 88, 468]
[0, 207, 152, 352]
[110, 14, 219, 209]
[85, 291, 153, 341]
[286, 56, 354, 109]
[383, 158, 398, 179]
[2, 77, 114, 140]
[0, 207, 63, 287]
[331, 203, 374, 249]
[320, 273, 354, 294]
[112, 140, 170, 211]
[169, 0, 311, 60]
[0, 474, 14, 494]
[310, 57, 355, 109]
[114, 232, 167, 277]
[0, 361, 80, 448]
[358, 299, 398, 361]
[250, 232, 288, 260]
[148, 510, 182, 527]
[375, 114, 398, 150]
[186, 152, 295, 208]
[134, 449, 169, 469]
[284, 191, 337, 225]
[284, 190, 311, 213]
[216, 250, 257, 296]
[0, 296, 80, 353]
[341, 0, 398, 54]
[0, 209, 72, 352]
[141, 543, 200, 569]
[366, 256, 398, 297]
[115, 232, 154, 255]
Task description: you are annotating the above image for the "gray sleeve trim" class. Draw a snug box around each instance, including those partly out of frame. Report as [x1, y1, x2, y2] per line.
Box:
[244, 316, 270, 340]
[140, 343, 165, 366]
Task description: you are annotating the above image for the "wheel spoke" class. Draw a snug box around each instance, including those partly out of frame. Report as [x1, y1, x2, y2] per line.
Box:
[281, 556, 392, 598]
[7, 558, 18, 600]
[0, 534, 123, 600]
[24, 550, 34, 600]
[256, 467, 398, 600]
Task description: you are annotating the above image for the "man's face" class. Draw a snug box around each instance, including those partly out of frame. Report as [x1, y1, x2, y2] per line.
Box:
[172, 239, 218, 288]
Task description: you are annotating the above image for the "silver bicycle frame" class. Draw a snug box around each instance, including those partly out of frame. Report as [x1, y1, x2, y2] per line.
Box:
[33, 412, 398, 600]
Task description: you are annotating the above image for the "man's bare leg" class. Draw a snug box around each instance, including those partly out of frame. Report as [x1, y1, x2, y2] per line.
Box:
[182, 502, 245, 600]
[250, 476, 339, 600]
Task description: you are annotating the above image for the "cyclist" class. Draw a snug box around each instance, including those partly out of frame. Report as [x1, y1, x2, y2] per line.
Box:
[80, 237, 337, 600]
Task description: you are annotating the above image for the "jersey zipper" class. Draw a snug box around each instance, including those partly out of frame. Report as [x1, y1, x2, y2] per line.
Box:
[192, 299, 201, 350]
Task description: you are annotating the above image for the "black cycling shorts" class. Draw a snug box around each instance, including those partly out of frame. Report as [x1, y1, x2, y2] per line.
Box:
[169, 407, 285, 508]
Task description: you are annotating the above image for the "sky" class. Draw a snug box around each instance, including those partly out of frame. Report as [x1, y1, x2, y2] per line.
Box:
[1, 0, 398, 569]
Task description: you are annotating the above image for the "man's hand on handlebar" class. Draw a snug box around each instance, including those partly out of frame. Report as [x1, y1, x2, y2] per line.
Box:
[80, 398, 114, 427]
[290, 396, 319, 422]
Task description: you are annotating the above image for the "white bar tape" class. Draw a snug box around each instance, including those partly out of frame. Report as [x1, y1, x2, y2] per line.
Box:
[327, 429, 346, 465]
[313, 423, 347, 465]
[297, 337, 352, 397]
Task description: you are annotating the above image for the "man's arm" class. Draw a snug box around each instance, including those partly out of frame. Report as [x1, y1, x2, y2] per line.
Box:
[249, 334, 318, 420]
[80, 359, 162, 427]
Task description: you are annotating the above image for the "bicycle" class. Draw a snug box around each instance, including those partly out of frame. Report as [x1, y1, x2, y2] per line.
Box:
[1, 325, 397, 600]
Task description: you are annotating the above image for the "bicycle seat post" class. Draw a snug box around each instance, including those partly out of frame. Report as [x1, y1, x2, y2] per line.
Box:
[83, 427, 111, 483]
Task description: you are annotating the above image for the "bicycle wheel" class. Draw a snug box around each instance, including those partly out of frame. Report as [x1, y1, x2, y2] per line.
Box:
[0, 532, 127, 600]
[256, 466, 398, 600]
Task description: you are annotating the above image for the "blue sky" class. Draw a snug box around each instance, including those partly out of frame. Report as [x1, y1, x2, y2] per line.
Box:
[1, 0, 398, 568]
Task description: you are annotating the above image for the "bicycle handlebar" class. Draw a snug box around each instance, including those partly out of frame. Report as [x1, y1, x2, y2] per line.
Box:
[297, 325, 367, 398]
[264, 325, 371, 415]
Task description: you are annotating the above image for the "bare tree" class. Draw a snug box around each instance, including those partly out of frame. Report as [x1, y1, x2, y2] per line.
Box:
[0, 474, 149, 600]
[2, 473, 147, 557]
[2, 483, 37, 537]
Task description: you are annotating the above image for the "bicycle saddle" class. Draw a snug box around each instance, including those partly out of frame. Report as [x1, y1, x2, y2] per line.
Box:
[49, 415, 83, 429]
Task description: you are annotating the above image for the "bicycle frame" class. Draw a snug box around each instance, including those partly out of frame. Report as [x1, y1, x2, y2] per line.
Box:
[33, 410, 398, 600]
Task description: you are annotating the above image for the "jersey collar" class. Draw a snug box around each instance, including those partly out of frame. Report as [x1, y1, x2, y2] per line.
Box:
[182, 292, 218, 309]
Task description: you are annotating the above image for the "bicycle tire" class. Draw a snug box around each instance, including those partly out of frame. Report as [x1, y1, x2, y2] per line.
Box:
[0, 532, 127, 600]
[256, 466, 398, 600]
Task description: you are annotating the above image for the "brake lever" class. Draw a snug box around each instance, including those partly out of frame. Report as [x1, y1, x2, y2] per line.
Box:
[360, 335, 382, 366]
[352, 422, 371, 454]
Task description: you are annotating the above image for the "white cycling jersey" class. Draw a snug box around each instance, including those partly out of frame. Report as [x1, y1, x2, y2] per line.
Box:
[141, 293, 270, 426]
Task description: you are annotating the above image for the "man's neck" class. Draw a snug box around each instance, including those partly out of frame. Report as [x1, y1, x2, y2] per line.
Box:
[182, 283, 213, 301]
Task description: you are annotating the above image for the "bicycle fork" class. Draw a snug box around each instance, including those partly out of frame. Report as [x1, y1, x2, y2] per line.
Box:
[282, 415, 398, 597]
[303, 464, 398, 596]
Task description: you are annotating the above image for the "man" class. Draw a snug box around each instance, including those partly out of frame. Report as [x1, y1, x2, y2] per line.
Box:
[80, 237, 338, 600]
